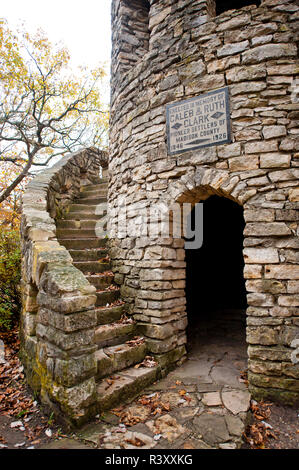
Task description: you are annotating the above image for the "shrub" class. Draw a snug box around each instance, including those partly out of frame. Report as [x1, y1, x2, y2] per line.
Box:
[0, 230, 21, 330]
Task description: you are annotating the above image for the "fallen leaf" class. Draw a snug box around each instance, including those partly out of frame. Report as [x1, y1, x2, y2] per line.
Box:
[125, 437, 145, 447]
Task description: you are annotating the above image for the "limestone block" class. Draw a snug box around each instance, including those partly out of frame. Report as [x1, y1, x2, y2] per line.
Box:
[247, 326, 279, 345]
[32, 241, 72, 285]
[37, 308, 97, 332]
[262, 125, 287, 140]
[242, 43, 297, 64]
[244, 264, 263, 279]
[39, 264, 96, 297]
[149, 6, 171, 30]
[248, 345, 291, 362]
[245, 140, 278, 153]
[244, 222, 291, 237]
[260, 153, 291, 168]
[269, 169, 299, 183]
[249, 359, 282, 376]
[146, 336, 178, 354]
[23, 312, 36, 336]
[265, 264, 299, 279]
[244, 248, 279, 264]
[288, 281, 299, 294]
[207, 55, 240, 73]
[140, 268, 185, 281]
[138, 322, 177, 340]
[50, 377, 96, 422]
[247, 307, 269, 317]
[230, 81, 266, 96]
[144, 246, 176, 260]
[247, 292, 275, 307]
[217, 40, 249, 58]
[246, 279, 286, 294]
[229, 156, 259, 171]
[37, 292, 97, 314]
[280, 326, 299, 347]
[249, 372, 299, 393]
[278, 295, 299, 307]
[28, 227, 56, 242]
[244, 209, 275, 222]
[54, 354, 97, 387]
[289, 188, 299, 202]
[217, 142, 241, 159]
[36, 323, 95, 351]
[216, 14, 251, 32]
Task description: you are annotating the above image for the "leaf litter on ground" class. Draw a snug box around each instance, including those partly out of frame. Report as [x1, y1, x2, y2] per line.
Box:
[244, 400, 277, 449]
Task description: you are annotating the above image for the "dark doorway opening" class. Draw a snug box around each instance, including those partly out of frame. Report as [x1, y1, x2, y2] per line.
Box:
[185, 195, 247, 349]
[216, 0, 261, 16]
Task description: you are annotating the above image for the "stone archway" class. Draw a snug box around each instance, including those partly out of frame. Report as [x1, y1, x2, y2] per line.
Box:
[184, 194, 248, 396]
[185, 195, 247, 320]
[146, 169, 253, 444]
[153, 165, 298, 406]
[167, 169, 250, 391]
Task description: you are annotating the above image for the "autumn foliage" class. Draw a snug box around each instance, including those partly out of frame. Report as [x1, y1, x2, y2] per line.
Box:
[0, 230, 21, 330]
[0, 18, 108, 331]
[0, 17, 108, 208]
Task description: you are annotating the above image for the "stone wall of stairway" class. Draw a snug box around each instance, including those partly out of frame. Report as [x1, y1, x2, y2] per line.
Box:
[109, 0, 299, 405]
[20, 148, 108, 427]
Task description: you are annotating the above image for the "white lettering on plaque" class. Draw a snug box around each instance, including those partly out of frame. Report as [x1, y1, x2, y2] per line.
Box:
[166, 87, 231, 155]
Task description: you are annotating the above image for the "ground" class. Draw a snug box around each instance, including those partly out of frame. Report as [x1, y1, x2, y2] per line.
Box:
[0, 314, 298, 450]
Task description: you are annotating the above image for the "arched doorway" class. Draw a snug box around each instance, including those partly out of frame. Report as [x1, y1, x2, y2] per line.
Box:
[185, 195, 248, 385]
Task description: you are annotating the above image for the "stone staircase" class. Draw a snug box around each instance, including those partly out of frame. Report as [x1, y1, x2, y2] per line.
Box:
[57, 176, 159, 412]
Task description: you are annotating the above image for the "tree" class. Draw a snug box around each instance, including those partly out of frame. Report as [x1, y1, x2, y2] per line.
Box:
[0, 18, 109, 205]
[0, 229, 21, 330]
[0, 162, 29, 227]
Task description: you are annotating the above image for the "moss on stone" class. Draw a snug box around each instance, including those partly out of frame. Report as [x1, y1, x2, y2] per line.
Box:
[249, 384, 299, 406]
[154, 345, 186, 368]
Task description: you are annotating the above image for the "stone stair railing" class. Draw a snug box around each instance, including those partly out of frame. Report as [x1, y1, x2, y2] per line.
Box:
[20, 148, 108, 428]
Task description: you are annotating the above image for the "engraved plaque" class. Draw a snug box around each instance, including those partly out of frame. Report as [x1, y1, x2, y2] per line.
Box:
[166, 87, 231, 155]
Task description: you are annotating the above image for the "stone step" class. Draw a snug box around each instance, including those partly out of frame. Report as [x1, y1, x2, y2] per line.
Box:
[69, 248, 109, 261]
[83, 180, 108, 190]
[56, 228, 96, 239]
[96, 365, 159, 412]
[96, 289, 120, 307]
[56, 220, 98, 229]
[95, 304, 124, 325]
[86, 273, 114, 288]
[84, 177, 103, 184]
[95, 320, 135, 348]
[80, 189, 107, 198]
[59, 238, 107, 250]
[74, 197, 106, 205]
[96, 339, 147, 379]
[64, 212, 104, 220]
[68, 204, 99, 213]
[74, 260, 111, 274]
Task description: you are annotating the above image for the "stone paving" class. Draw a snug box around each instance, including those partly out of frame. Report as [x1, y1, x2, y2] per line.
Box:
[42, 310, 251, 449]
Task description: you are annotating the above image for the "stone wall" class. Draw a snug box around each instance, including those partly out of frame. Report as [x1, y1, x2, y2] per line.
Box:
[20, 148, 108, 427]
[111, 0, 150, 97]
[109, 0, 299, 404]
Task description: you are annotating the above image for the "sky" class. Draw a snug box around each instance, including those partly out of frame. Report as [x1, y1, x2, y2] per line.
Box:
[1, 0, 112, 101]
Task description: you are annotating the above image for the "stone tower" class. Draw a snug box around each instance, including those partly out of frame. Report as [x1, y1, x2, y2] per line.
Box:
[109, 0, 299, 405]
[19, 0, 299, 427]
